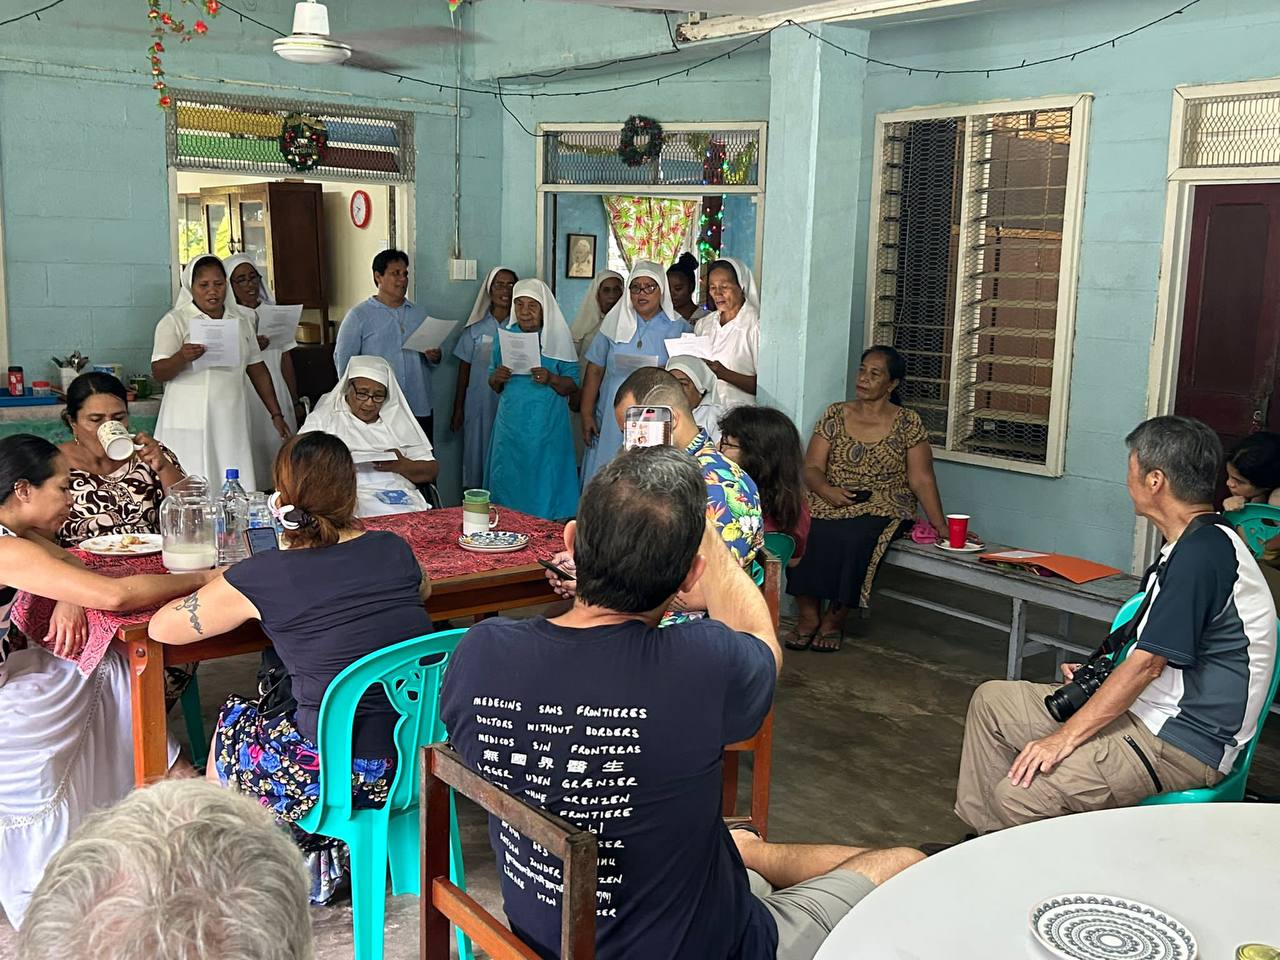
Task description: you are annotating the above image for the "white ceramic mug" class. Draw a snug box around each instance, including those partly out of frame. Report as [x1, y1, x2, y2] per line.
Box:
[96, 420, 135, 461]
[462, 507, 500, 536]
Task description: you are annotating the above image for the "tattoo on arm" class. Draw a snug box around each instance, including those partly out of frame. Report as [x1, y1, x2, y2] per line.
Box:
[175, 593, 204, 635]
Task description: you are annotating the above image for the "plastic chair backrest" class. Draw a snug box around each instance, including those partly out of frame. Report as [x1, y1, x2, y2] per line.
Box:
[763, 532, 797, 569]
[1224, 503, 1280, 559]
[306, 627, 468, 820]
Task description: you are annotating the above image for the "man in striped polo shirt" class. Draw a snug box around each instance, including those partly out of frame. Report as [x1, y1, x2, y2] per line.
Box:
[955, 416, 1277, 833]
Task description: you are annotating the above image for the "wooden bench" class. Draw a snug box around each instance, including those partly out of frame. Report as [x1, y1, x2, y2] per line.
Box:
[879, 540, 1141, 679]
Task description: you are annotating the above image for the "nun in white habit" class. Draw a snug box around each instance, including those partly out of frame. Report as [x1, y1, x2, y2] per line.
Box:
[151, 254, 290, 491]
[694, 257, 761, 409]
[666, 355, 724, 445]
[300, 355, 438, 517]
[450, 265, 516, 489]
[223, 254, 302, 486]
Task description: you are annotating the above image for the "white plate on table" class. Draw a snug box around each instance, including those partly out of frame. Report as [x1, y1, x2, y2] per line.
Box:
[934, 541, 984, 554]
[79, 533, 162, 556]
[1031, 893, 1197, 960]
[458, 532, 530, 554]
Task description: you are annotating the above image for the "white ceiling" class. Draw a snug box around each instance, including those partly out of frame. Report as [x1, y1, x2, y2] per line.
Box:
[565, 0, 1041, 26]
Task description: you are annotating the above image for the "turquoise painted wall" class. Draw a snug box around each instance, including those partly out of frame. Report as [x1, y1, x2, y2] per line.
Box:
[0, 0, 505, 503]
[850, 0, 1280, 569]
[550, 193, 609, 324]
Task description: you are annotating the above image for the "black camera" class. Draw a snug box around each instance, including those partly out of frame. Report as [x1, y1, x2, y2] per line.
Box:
[1044, 656, 1114, 723]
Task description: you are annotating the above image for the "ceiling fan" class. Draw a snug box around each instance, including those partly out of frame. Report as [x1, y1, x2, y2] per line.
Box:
[273, 0, 476, 70]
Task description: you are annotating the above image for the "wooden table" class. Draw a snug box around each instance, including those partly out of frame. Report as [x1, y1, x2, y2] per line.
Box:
[123, 560, 560, 785]
[881, 540, 1141, 680]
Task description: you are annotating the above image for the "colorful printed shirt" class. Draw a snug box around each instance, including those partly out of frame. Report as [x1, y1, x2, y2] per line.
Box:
[662, 429, 764, 626]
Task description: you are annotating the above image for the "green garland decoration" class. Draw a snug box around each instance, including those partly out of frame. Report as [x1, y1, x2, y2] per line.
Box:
[617, 115, 664, 167]
[279, 114, 327, 172]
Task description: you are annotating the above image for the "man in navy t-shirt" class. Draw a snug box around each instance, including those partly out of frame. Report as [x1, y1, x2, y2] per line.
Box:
[442, 446, 923, 960]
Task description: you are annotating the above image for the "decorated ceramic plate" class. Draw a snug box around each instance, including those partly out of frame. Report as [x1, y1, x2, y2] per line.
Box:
[934, 541, 984, 554]
[79, 533, 163, 556]
[1031, 894, 1197, 960]
[458, 531, 530, 553]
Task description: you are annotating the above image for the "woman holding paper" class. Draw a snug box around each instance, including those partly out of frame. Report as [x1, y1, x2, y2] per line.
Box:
[693, 258, 761, 409]
[224, 255, 303, 485]
[450, 266, 516, 489]
[486, 280, 579, 520]
[151, 255, 290, 491]
[299, 355, 436, 517]
[577, 261, 691, 488]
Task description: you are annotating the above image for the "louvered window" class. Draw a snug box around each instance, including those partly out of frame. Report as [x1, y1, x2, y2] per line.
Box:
[869, 96, 1091, 476]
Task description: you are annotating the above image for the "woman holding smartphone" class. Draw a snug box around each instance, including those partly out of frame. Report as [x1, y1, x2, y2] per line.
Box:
[785, 346, 950, 652]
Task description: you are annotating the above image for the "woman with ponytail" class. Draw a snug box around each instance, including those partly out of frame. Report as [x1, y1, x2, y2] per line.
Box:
[784, 345, 950, 653]
[149, 432, 432, 824]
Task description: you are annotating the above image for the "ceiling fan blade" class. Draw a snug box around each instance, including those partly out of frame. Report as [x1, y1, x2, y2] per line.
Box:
[343, 49, 414, 73]
[335, 25, 483, 49]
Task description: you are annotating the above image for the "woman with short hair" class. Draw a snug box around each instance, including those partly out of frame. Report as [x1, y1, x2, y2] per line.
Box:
[694, 258, 761, 410]
[667, 252, 708, 323]
[300, 356, 437, 518]
[151, 254, 290, 491]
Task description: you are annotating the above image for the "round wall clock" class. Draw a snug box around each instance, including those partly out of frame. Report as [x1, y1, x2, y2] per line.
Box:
[350, 189, 372, 229]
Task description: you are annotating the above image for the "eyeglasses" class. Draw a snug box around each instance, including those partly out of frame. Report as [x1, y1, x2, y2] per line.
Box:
[717, 438, 741, 452]
[491, 280, 516, 290]
[629, 282, 660, 295]
[231, 272, 261, 286]
[350, 389, 388, 404]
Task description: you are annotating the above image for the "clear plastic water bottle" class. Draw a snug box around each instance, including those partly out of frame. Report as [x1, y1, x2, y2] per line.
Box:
[246, 491, 272, 530]
[217, 468, 249, 564]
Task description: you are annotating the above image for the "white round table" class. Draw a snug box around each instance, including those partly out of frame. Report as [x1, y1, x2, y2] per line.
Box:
[813, 803, 1279, 959]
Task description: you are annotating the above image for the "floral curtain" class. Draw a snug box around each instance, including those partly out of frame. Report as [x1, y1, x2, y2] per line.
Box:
[602, 196, 699, 270]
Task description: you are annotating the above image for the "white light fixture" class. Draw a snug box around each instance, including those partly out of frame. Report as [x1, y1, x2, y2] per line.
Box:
[273, 1, 351, 65]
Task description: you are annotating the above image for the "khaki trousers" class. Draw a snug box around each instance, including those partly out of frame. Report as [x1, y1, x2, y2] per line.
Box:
[955, 680, 1221, 835]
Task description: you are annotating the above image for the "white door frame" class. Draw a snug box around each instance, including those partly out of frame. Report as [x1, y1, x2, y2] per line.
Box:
[1135, 77, 1280, 570]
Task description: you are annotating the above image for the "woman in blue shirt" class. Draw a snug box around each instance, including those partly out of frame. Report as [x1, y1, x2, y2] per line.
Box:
[578, 261, 691, 488]
[486, 280, 580, 520]
[450, 266, 516, 489]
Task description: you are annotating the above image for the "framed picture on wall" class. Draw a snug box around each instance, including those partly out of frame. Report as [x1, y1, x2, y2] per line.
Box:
[566, 233, 596, 279]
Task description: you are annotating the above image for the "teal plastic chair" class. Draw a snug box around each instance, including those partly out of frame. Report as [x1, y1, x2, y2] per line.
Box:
[178, 679, 207, 770]
[295, 628, 472, 960]
[1224, 503, 1280, 558]
[763, 532, 797, 569]
[1107, 592, 1280, 805]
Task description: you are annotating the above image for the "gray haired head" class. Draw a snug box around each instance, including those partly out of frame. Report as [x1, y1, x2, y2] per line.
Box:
[1125, 415, 1223, 505]
[18, 779, 314, 960]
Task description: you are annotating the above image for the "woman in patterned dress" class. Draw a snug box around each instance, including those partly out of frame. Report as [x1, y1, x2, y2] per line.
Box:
[785, 346, 951, 652]
[56, 372, 184, 547]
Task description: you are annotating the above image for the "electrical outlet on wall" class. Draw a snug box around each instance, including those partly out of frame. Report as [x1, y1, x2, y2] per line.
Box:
[448, 258, 477, 281]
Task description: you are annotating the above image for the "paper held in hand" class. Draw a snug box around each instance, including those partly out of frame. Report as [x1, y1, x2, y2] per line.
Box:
[402, 316, 458, 354]
[189, 315, 243, 370]
[498, 329, 542, 375]
[664, 334, 715, 360]
[613, 352, 660, 374]
[255, 304, 303, 350]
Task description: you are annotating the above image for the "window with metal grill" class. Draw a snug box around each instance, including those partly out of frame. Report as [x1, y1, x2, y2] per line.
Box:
[869, 96, 1091, 476]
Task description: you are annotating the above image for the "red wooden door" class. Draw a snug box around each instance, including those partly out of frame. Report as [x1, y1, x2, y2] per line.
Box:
[1175, 184, 1280, 455]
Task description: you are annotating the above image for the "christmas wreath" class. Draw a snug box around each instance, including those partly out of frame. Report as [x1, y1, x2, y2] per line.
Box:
[279, 114, 328, 172]
[617, 115, 664, 167]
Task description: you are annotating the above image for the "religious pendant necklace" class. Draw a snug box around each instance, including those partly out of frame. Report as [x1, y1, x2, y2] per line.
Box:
[636, 317, 649, 350]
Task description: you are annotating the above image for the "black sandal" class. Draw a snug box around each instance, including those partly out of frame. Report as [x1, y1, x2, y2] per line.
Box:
[783, 624, 816, 651]
[811, 629, 844, 653]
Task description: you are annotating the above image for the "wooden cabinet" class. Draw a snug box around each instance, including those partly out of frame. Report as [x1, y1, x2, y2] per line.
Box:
[198, 181, 331, 341]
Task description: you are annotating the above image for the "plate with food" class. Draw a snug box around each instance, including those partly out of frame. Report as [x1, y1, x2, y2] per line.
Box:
[79, 533, 163, 556]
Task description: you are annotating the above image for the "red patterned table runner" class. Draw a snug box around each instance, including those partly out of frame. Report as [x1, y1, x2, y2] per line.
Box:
[10, 508, 563, 674]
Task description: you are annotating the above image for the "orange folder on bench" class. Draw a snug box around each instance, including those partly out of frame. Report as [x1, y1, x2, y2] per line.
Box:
[977, 549, 1122, 584]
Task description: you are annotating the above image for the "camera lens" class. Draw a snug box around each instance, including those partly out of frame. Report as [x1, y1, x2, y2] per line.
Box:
[1044, 681, 1091, 723]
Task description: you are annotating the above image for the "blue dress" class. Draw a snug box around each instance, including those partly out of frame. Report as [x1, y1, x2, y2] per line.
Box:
[485, 339, 581, 521]
[579, 310, 692, 489]
[452, 313, 501, 489]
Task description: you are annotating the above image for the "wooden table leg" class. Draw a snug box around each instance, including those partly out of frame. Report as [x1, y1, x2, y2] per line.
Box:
[128, 635, 170, 785]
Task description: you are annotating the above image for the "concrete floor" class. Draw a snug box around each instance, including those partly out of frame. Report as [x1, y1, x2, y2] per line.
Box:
[2, 566, 1278, 958]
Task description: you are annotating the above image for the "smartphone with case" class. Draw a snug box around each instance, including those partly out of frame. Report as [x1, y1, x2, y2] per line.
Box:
[243, 526, 280, 555]
[844, 489, 873, 504]
[623, 405, 674, 450]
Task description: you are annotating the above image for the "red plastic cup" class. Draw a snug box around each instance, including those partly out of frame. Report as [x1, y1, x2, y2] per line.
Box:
[946, 514, 970, 548]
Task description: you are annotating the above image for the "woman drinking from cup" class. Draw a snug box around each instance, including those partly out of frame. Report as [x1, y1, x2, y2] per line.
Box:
[578, 261, 691, 488]
[57, 372, 184, 547]
[300, 356, 437, 518]
[785, 346, 950, 652]
[486, 279, 580, 520]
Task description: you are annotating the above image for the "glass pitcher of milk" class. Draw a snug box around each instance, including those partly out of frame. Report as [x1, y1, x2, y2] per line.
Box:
[159, 476, 218, 572]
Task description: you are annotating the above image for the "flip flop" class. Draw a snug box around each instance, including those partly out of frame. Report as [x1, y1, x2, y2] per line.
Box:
[783, 624, 816, 651]
[811, 629, 844, 653]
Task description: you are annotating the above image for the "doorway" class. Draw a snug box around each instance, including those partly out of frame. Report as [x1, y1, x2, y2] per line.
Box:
[1173, 183, 1280, 454]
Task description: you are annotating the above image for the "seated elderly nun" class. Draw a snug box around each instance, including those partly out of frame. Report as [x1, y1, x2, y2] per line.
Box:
[694, 257, 761, 410]
[665, 355, 724, 445]
[299, 356, 438, 517]
[486, 279, 580, 521]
